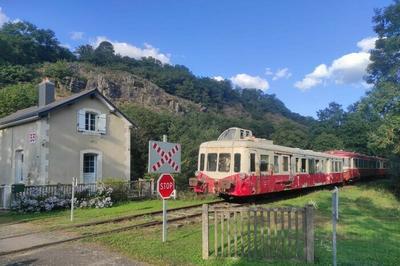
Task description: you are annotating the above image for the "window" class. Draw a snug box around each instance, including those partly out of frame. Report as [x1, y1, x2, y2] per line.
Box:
[315, 159, 320, 173]
[260, 155, 269, 172]
[283, 156, 289, 172]
[199, 153, 205, 171]
[77, 109, 107, 134]
[218, 153, 231, 172]
[309, 159, 315, 174]
[250, 153, 256, 172]
[207, 153, 217, 171]
[301, 158, 307, 173]
[234, 153, 241, 172]
[274, 155, 279, 173]
[85, 112, 96, 131]
[83, 153, 97, 183]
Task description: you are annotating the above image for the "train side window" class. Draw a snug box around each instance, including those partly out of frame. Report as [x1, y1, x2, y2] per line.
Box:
[250, 153, 256, 172]
[199, 153, 205, 171]
[207, 153, 217, 172]
[308, 159, 315, 174]
[274, 155, 279, 173]
[234, 153, 241, 172]
[260, 155, 269, 172]
[218, 153, 231, 172]
[282, 156, 289, 172]
[301, 158, 307, 173]
[296, 158, 300, 172]
[315, 159, 320, 173]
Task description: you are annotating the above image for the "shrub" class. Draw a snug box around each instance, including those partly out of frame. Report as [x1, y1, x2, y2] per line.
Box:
[102, 177, 129, 202]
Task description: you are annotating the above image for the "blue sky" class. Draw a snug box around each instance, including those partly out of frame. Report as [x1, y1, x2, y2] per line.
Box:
[0, 0, 392, 117]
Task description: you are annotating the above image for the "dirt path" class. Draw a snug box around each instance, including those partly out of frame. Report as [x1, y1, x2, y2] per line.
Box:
[0, 223, 147, 266]
[0, 241, 147, 266]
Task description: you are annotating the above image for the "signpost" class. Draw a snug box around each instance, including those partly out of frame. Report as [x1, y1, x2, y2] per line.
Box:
[70, 177, 77, 222]
[149, 135, 180, 243]
[157, 173, 175, 242]
[332, 186, 339, 266]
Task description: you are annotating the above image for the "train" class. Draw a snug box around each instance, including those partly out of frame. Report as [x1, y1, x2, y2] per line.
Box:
[189, 127, 388, 197]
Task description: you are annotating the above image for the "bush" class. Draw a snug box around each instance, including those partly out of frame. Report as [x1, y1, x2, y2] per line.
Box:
[11, 183, 114, 213]
[102, 177, 129, 202]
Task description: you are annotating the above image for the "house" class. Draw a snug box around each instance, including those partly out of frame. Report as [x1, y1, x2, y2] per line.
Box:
[0, 79, 134, 194]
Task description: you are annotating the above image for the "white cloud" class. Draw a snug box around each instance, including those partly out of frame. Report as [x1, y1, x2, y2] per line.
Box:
[93, 36, 171, 64]
[294, 37, 375, 91]
[272, 67, 292, 80]
[265, 68, 273, 76]
[70, 31, 84, 41]
[212, 76, 224, 82]
[0, 7, 9, 27]
[357, 36, 378, 52]
[230, 73, 269, 91]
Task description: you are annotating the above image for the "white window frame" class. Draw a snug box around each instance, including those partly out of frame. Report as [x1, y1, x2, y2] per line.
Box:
[80, 149, 102, 183]
[77, 108, 107, 135]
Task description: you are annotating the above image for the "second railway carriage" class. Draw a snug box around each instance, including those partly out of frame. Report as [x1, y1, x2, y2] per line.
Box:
[325, 150, 388, 181]
[189, 127, 345, 197]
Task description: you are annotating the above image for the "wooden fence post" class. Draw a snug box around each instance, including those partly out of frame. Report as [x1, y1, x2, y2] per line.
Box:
[304, 204, 314, 263]
[202, 204, 209, 259]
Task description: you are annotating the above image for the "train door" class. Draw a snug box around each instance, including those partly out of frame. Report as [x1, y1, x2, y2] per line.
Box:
[290, 155, 296, 182]
[249, 149, 259, 194]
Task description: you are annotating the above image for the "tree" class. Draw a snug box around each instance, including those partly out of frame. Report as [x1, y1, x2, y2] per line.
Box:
[0, 83, 37, 118]
[364, 1, 400, 156]
[312, 132, 344, 152]
[0, 21, 75, 65]
[271, 122, 310, 149]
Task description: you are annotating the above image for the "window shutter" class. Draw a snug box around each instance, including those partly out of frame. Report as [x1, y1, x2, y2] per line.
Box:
[97, 113, 107, 134]
[77, 109, 86, 131]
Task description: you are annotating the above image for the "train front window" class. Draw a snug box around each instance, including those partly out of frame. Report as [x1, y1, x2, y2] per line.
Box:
[207, 153, 217, 171]
[234, 153, 241, 172]
[218, 153, 231, 172]
[199, 153, 205, 171]
[250, 153, 256, 172]
[260, 155, 269, 172]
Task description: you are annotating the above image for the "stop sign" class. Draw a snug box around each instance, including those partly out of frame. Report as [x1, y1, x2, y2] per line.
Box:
[157, 173, 175, 199]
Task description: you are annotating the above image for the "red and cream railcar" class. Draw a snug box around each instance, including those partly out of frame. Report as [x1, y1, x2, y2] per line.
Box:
[325, 150, 388, 181]
[189, 128, 346, 197]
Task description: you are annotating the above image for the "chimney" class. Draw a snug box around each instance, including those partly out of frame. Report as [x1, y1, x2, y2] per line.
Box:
[38, 78, 55, 107]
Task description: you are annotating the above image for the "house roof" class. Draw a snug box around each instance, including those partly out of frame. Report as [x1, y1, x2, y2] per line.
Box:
[0, 89, 137, 129]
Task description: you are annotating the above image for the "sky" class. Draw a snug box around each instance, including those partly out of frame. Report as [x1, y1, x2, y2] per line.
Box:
[0, 0, 393, 117]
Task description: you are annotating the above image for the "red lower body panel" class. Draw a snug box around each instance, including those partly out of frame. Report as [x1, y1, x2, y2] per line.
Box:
[193, 171, 343, 197]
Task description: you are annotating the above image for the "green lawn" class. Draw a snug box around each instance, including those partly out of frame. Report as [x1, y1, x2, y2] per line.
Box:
[0, 197, 217, 229]
[90, 180, 400, 265]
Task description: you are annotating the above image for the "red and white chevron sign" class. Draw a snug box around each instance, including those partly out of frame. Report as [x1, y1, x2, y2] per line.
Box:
[148, 141, 181, 173]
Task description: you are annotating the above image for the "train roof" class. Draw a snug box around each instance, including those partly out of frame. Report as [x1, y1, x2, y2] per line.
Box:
[200, 128, 343, 159]
[325, 150, 387, 160]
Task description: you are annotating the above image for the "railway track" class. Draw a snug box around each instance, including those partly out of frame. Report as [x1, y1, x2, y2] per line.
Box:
[0, 200, 235, 256]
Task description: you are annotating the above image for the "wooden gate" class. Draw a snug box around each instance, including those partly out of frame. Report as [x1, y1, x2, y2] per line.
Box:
[202, 204, 314, 263]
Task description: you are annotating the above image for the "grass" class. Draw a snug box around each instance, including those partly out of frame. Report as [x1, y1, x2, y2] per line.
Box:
[0, 197, 217, 229]
[89, 180, 400, 265]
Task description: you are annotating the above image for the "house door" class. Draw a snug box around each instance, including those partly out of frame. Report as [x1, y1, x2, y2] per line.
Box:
[83, 153, 97, 183]
[15, 150, 24, 183]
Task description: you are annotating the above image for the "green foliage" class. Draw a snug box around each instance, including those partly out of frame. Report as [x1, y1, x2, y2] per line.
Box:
[0, 21, 75, 65]
[0, 83, 37, 118]
[271, 122, 310, 149]
[312, 132, 344, 151]
[43, 60, 74, 80]
[0, 64, 37, 85]
[101, 177, 129, 202]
